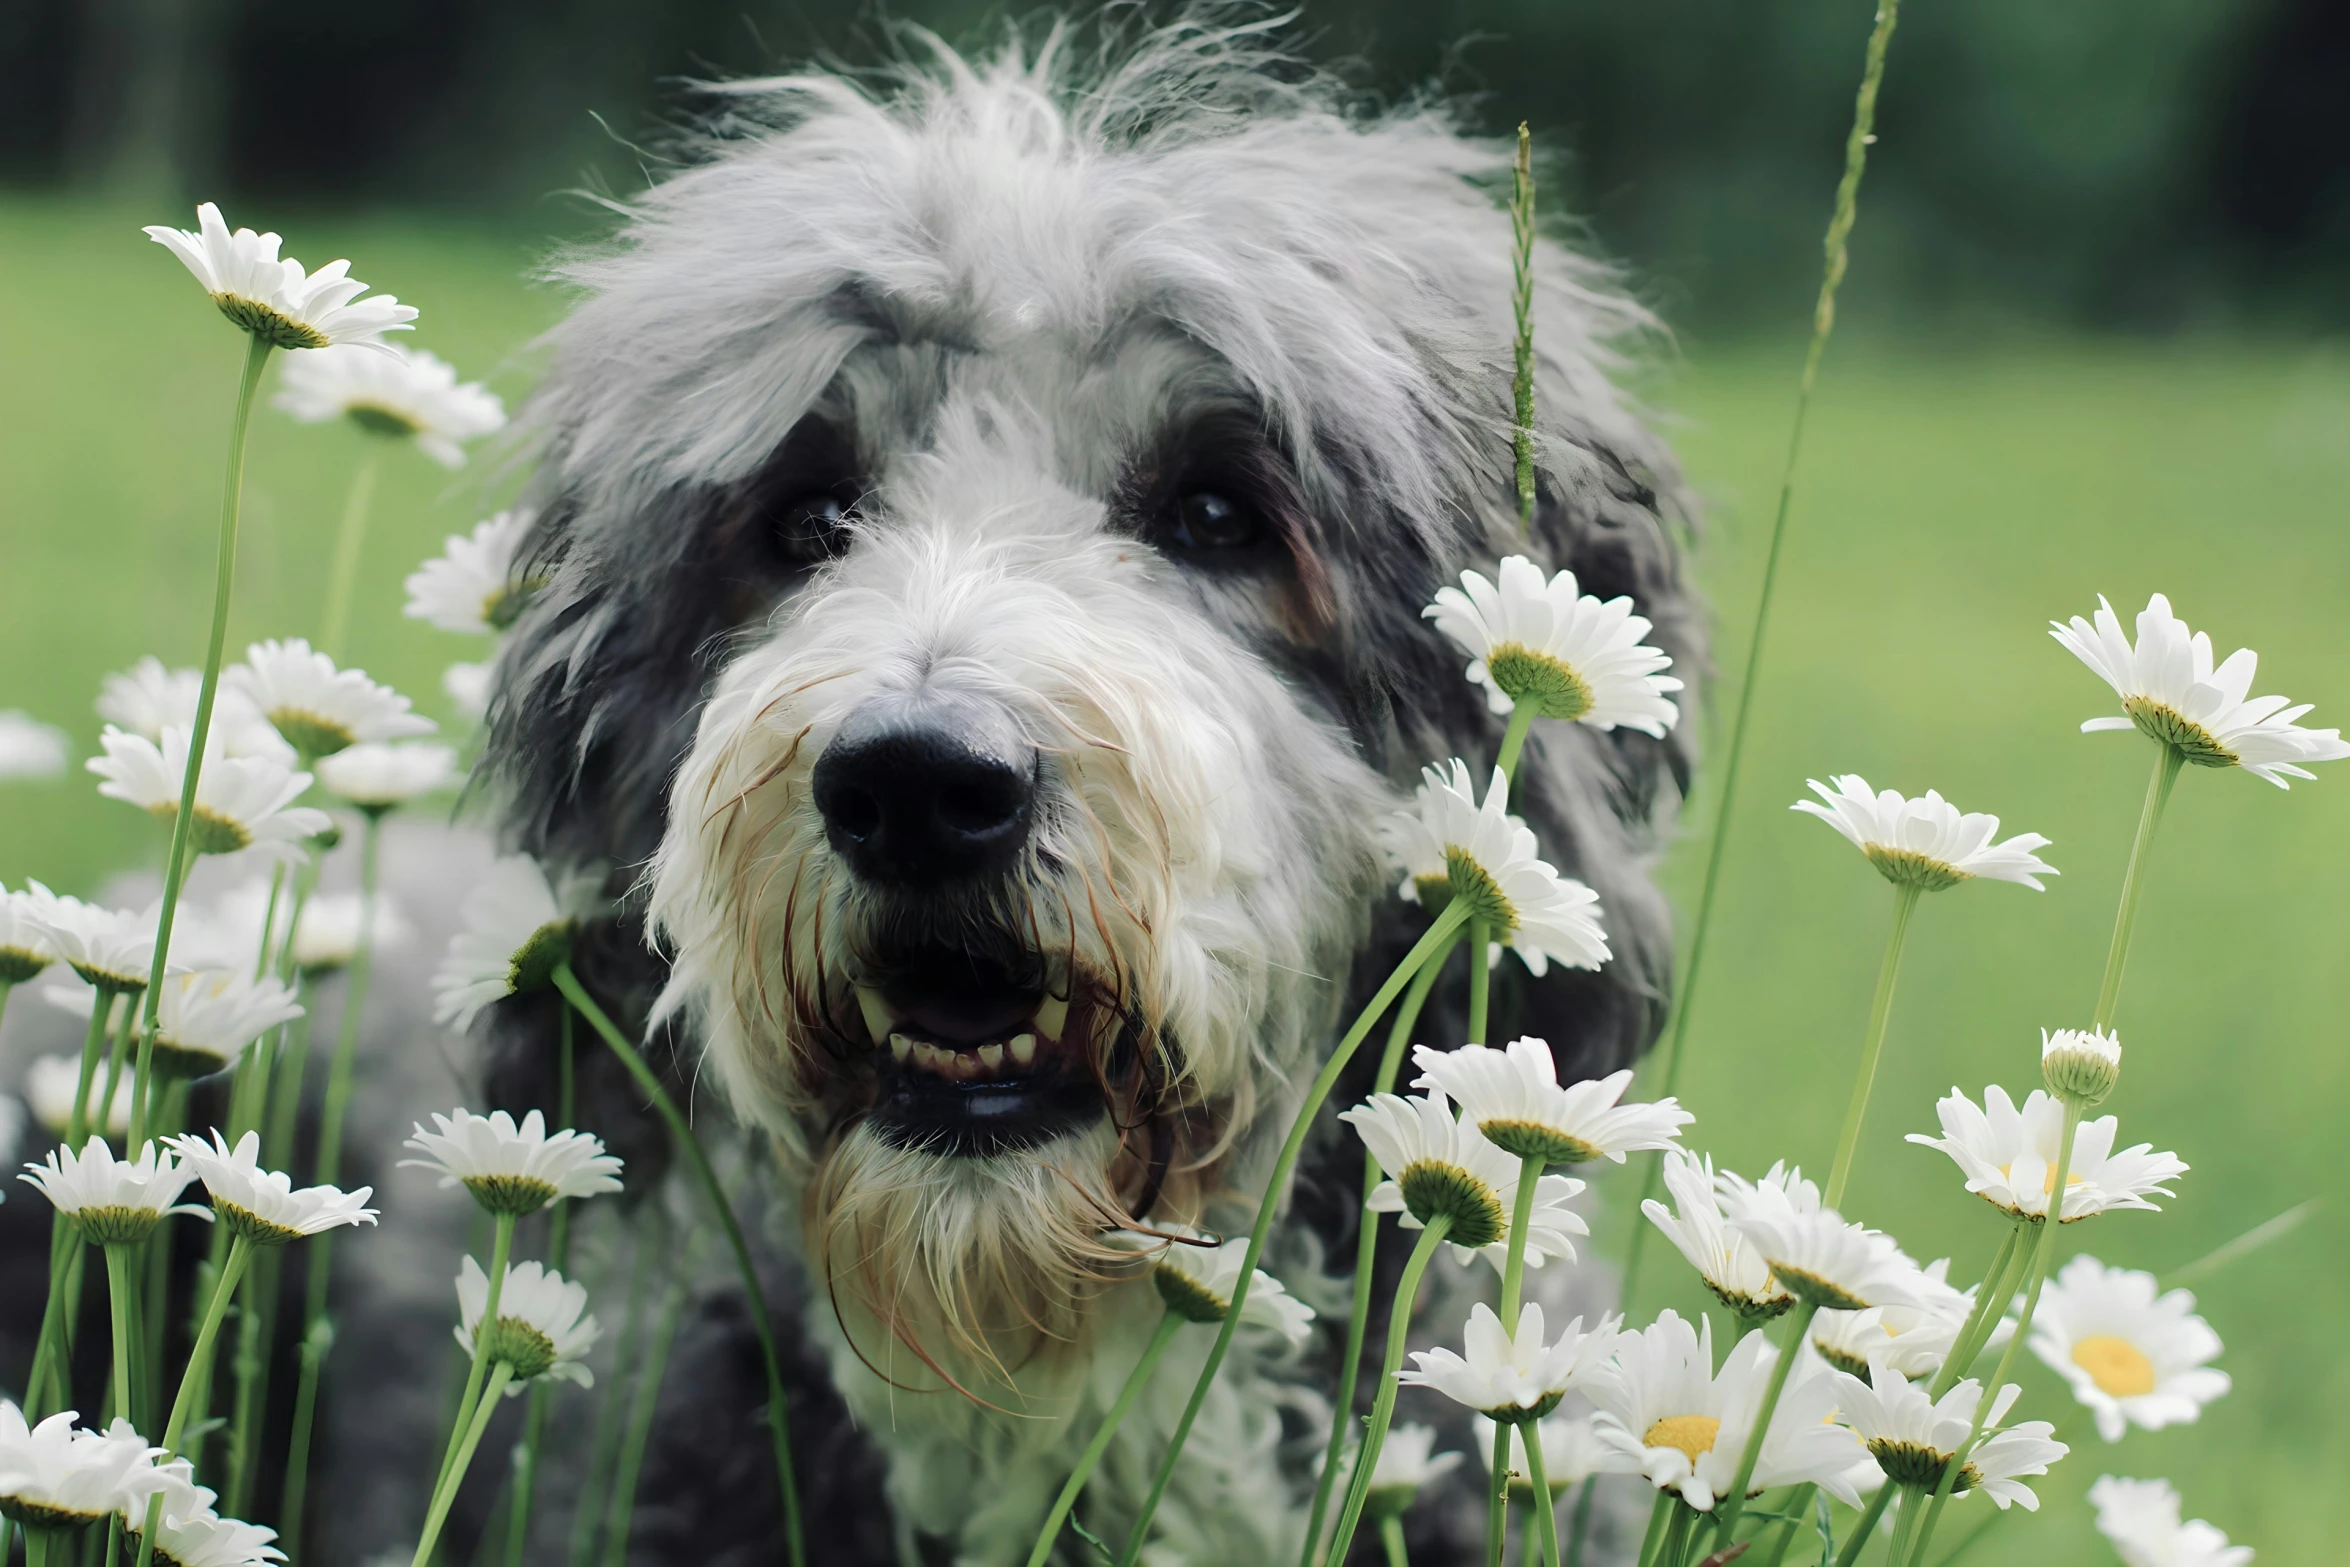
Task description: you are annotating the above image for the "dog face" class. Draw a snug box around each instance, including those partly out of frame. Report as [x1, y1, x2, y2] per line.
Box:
[487, 23, 1698, 1384]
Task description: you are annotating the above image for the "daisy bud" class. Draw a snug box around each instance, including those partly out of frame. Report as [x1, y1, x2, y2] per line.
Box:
[1108, 1226, 1314, 1345]
[2042, 1027, 2122, 1106]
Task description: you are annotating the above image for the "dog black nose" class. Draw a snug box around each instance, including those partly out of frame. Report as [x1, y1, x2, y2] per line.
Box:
[812, 691, 1038, 885]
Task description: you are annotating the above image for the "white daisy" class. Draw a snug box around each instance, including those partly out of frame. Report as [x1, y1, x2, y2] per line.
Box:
[0, 712, 68, 780]
[453, 1256, 600, 1391]
[2090, 1476, 2253, 1567]
[1792, 776, 2056, 892]
[1906, 1086, 2188, 1223]
[1383, 761, 1610, 973]
[1810, 1259, 2001, 1384]
[273, 344, 504, 468]
[167, 1129, 376, 1246]
[0, 882, 60, 984]
[95, 658, 294, 763]
[1639, 1152, 1798, 1320]
[431, 856, 598, 1029]
[1722, 1174, 1921, 1313]
[405, 511, 542, 635]
[1409, 1043, 1689, 1165]
[1397, 1302, 1618, 1421]
[87, 727, 332, 861]
[144, 203, 415, 351]
[1360, 1423, 1464, 1518]
[0, 1404, 170, 1533]
[1340, 1090, 1588, 1272]
[1475, 1410, 1639, 1497]
[1106, 1225, 1313, 1345]
[152, 970, 304, 1081]
[228, 640, 434, 759]
[1583, 1310, 1869, 1512]
[23, 1055, 131, 1140]
[315, 742, 459, 812]
[30, 893, 168, 993]
[2053, 592, 2349, 787]
[1423, 556, 1683, 733]
[129, 1506, 285, 1567]
[16, 1136, 208, 1245]
[1828, 1365, 2063, 1510]
[442, 662, 494, 725]
[2029, 1256, 2229, 1444]
[400, 1107, 623, 1216]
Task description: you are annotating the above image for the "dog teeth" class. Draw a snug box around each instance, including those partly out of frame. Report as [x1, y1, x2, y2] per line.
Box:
[1008, 1032, 1038, 1066]
[1033, 994, 1068, 1041]
[888, 1033, 913, 1062]
[857, 987, 895, 1046]
[977, 1043, 1005, 1070]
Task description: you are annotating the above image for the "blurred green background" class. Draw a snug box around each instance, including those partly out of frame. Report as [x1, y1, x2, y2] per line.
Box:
[3, 2, 2345, 1562]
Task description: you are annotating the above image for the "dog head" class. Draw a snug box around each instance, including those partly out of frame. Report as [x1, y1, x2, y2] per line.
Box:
[485, 17, 1699, 1384]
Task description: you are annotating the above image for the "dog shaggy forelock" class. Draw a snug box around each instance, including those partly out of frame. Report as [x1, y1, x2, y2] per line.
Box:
[480, 15, 1698, 1562]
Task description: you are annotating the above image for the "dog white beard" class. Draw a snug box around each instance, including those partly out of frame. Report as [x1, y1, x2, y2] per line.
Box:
[648, 402, 1390, 1392]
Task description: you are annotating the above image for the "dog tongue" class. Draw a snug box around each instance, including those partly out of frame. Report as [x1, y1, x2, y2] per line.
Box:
[894, 991, 1035, 1047]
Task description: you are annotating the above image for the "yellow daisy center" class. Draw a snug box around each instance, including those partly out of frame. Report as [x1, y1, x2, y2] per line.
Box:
[1643, 1414, 1720, 1464]
[1996, 1161, 2088, 1197]
[2070, 1334, 2158, 1398]
[2121, 696, 2236, 768]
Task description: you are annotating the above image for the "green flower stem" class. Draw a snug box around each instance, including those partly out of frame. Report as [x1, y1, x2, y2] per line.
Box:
[1823, 882, 1922, 1210]
[1622, 0, 1907, 1309]
[575, 1239, 656, 1567]
[66, 994, 115, 1148]
[1754, 1483, 1814, 1567]
[225, 1253, 276, 1517]
[318, 446, 381, 661]
[501, 1005, 579, 1567]
[1708, 1298, 1819, 1544]
[1829, 1482, 1896, 1567]
[135, 332, 276, 1151]
[142, 1084, 189, 1406]
[1381, 1512, 1412, 1567]
[1323, 1215, 1455, 1567]
[2094, 744, 2185, 1032]
[1496, 703, 1539, 784]
[1930, 1223, 2026, 1398]
[1650, 1502, 1692, 1567]
[279, 813, 385, 1544]
[21, 1526, 47, 1567]
[1301, 934, 1461, 1567]
[137, 1235, 256, 1567]
[1509, 120, 1537, 529]
[1882, 1489, 1926, 1567]
[1121, 902, 1472, 1566]
[253, 865, 287, 981]
[1906, 1103, 2085, 1566]
[104, 1243, 141, 1433]
[1025, 1308, 1186, 1567]
[411, 1361, 516, 1567]
[1634, 1491, 1673, 1567]
[28, 999, 120, 1412]
[552, 962, 807, 1567]
[433, 1211, 517, 1514]
[599, 1275, 689, 1567]
[1519, 1418, 1560, 1567]
[1564, 1477, 1597, 1567]
[1466, 918, 1492, 1046]
[96, 998, 138, 1150]
[1486, 1421, 1514, 1567]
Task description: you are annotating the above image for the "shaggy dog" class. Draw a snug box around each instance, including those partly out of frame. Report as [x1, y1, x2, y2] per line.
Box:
[369, 14, 1696, 1565]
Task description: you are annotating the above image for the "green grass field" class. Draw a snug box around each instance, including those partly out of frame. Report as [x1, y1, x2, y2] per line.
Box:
[4, 196, 2343, 1562]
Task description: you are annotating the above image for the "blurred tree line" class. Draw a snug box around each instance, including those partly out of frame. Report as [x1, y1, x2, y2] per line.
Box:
[2, 0, 2342, 331]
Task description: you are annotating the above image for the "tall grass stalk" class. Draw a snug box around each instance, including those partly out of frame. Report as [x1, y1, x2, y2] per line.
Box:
[1624, 0, 1906, 1304]
[1509, 120, 1537, 530]
[599, 1273, 690, 1567]
[318, 448, 380, 660]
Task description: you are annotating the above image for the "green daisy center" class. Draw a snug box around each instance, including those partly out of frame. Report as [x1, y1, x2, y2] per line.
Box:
[74, 1203, 164, 1246]
[1483, 1392, 1566, 1424]
[1397, 1159, 1507, 1250]
[1703, 1278, 1794, 1325]
[1865, 1439, 1976, 1494]
[462, 1173, 561, 1217]
[1152, 1263, 1230, 1324]
[69, 961, 147, 995]
[1814, 1340, 1874, 1380]
[508, 920, 576, 997]
[1478, 1118, 1603, 1166]
[217, 1198, 306, 1248]
[212, 293, 331, 351]
[1409, 873, 1455, 917]
[1861, 846, 1969, 892]
[0, 946, 47, 985]
[0, 1496, 109, 1531]
[146, 800, 254, 855]
[1441, 846, 1518, 934]
[269, 707, 359, 759]
[1485, 644, 1594, 722]
[347, 402, 425, 439]
[1767, 1263, 1871, 1313]
[2122, 696, 2236, 767]
[480, 1316, 561, 1381]
[151, 1039, 234, 1083]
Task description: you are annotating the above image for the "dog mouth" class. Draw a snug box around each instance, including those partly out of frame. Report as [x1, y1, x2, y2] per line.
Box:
[839, 941, 1122, 1156]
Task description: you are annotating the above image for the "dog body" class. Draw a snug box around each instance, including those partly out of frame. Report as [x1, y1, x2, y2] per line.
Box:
[471, 18, 1700, 1563]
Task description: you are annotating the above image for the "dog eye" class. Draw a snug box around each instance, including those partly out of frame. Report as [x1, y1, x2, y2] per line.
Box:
[771, 493, 853, 566]
[1168, 490, 1259, 552]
